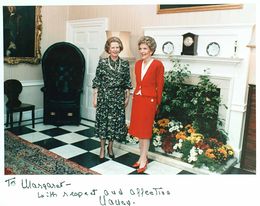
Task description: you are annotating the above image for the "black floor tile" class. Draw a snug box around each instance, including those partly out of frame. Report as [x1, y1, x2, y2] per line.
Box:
[113, 152, 141, 168]
[69, 152, 109, 168]
[6, 126, 36, 136]
[76, 128, 95, 137]
[129, 170, 148, 175]
[40, 128, 71, 137]
[72, 138, 101, 151]
[34, 138, 67, 150]
[6, 122, 255, 175]
[177, 170, 195, 175]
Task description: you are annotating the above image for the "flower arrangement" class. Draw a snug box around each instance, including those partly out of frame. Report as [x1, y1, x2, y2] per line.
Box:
[152, 120, 234, 171]
[152, 118, 183, 151]
[152, 57, 234, 172]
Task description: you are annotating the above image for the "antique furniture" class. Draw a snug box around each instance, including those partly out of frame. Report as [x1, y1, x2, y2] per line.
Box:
[41, 42, 85, 125]
[4, 79, 35, 128]
[181, 32, 198, 55]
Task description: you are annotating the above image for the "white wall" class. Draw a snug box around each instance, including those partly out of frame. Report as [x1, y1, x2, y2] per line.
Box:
[3, 4, 256, 115]
[68, 4, 256, 85]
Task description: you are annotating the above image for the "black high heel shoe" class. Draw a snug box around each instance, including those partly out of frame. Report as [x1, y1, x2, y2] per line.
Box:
[99, 148, 106, 162]
[107, 146, 115, 159]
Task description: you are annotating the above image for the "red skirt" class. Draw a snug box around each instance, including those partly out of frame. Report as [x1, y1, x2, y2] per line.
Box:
[128, 95, 157, 139]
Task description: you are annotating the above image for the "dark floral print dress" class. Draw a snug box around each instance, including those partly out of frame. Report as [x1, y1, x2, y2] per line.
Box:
[92, 56, 132, 142]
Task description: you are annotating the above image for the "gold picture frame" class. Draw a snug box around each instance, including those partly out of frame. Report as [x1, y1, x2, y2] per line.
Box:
[3, 6, 42, 65]
[157, 4, 243, 14]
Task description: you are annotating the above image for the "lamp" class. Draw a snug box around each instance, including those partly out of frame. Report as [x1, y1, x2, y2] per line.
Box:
[247, 24, 255, 48]
[247, 24, 256, 84]
[100, 31, 134, 60]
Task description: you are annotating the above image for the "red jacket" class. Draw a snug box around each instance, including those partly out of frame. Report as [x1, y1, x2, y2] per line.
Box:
[133, 59, 164, 105]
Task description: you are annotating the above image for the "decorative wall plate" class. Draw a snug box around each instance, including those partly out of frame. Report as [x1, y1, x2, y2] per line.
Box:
[206, 42, 220, 56]
[162, 41, 174, 54]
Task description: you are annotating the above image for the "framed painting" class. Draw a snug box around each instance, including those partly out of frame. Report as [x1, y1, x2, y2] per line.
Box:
[3, 6, 42, 64]
[157, 4, 243, 14]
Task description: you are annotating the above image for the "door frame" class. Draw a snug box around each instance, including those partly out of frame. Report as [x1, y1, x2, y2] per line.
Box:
[66, 18, 108, 121]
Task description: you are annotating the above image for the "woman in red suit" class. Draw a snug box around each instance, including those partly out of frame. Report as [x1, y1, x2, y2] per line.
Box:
[129, 36, 164, 173]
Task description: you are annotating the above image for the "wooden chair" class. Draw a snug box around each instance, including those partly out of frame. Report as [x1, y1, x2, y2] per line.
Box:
[4, 79, 35, 128]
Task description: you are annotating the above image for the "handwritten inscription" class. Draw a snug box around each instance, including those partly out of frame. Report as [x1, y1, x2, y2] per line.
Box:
[4, 177, 173, 206]
[21, 178, 71, 189]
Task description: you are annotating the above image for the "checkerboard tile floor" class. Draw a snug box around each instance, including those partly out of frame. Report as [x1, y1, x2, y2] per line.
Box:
[5, 119, 254, 175]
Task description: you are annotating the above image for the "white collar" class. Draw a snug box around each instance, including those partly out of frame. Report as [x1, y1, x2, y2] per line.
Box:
[141, 59, 154, 80]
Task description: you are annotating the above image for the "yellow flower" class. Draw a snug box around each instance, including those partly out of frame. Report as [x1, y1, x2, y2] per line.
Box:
[187, 133, 204, 144]
[205, 149, 216, 159]
[158, 118, 170, 127]
[176, 131, 186, 140]
[223, 145, 234, 156]
[153, 128, 160, 135]
[228, 150, 234, 156]
[188, 127, 196, 134]
[185, 124, 196, 133]
[218, 147, 227, 158]
[224, 145, 233, 150]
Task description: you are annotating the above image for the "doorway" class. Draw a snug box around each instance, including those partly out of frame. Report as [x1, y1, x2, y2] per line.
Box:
[66, 18, 108, 121]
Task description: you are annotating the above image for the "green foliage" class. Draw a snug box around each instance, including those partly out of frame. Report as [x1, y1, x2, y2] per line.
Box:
[215, 129, 228, 145]
[179, 140, 194, 162]
[164, 58, 191, 84]
[189, 73, 222, 137]
[151, 57, 233, 171]
[158, 59, 193, 124]
[158, 57, 228, 142]
[194, 154, 225, 172]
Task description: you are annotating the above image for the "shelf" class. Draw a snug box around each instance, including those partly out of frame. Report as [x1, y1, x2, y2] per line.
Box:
[154, 54, 243, 64]
[114, 141, 238, 174]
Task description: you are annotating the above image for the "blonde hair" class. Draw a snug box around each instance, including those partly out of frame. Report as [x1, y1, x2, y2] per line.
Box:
[138, 36, 157, 55]
[104, 37, 124, 53]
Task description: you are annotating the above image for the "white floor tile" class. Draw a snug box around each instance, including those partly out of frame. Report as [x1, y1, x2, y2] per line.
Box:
[91, 160, 135, 175]
[15, 122, 187, 175]
[146, 161, 182, 175]
[90, 147, 129, 159]
[26, 123, 56, 131]
[81, 120, 95, 127]
[53, 133, 88, 144]
[59, 125, 89, 132]
[91, 136, 100, 142]
[20, 132, 52, 143]
[50, 144, 87, 159]
[128, 143, 139, 149]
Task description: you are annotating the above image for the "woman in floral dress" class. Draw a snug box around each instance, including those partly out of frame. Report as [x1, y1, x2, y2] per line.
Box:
[92, 36, 132, 161]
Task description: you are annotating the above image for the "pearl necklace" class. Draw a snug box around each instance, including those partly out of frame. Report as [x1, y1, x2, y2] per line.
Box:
[108, 57, 121, 71]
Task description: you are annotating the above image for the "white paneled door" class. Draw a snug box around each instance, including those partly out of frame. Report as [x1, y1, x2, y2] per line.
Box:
[66, 18, 108, 121]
